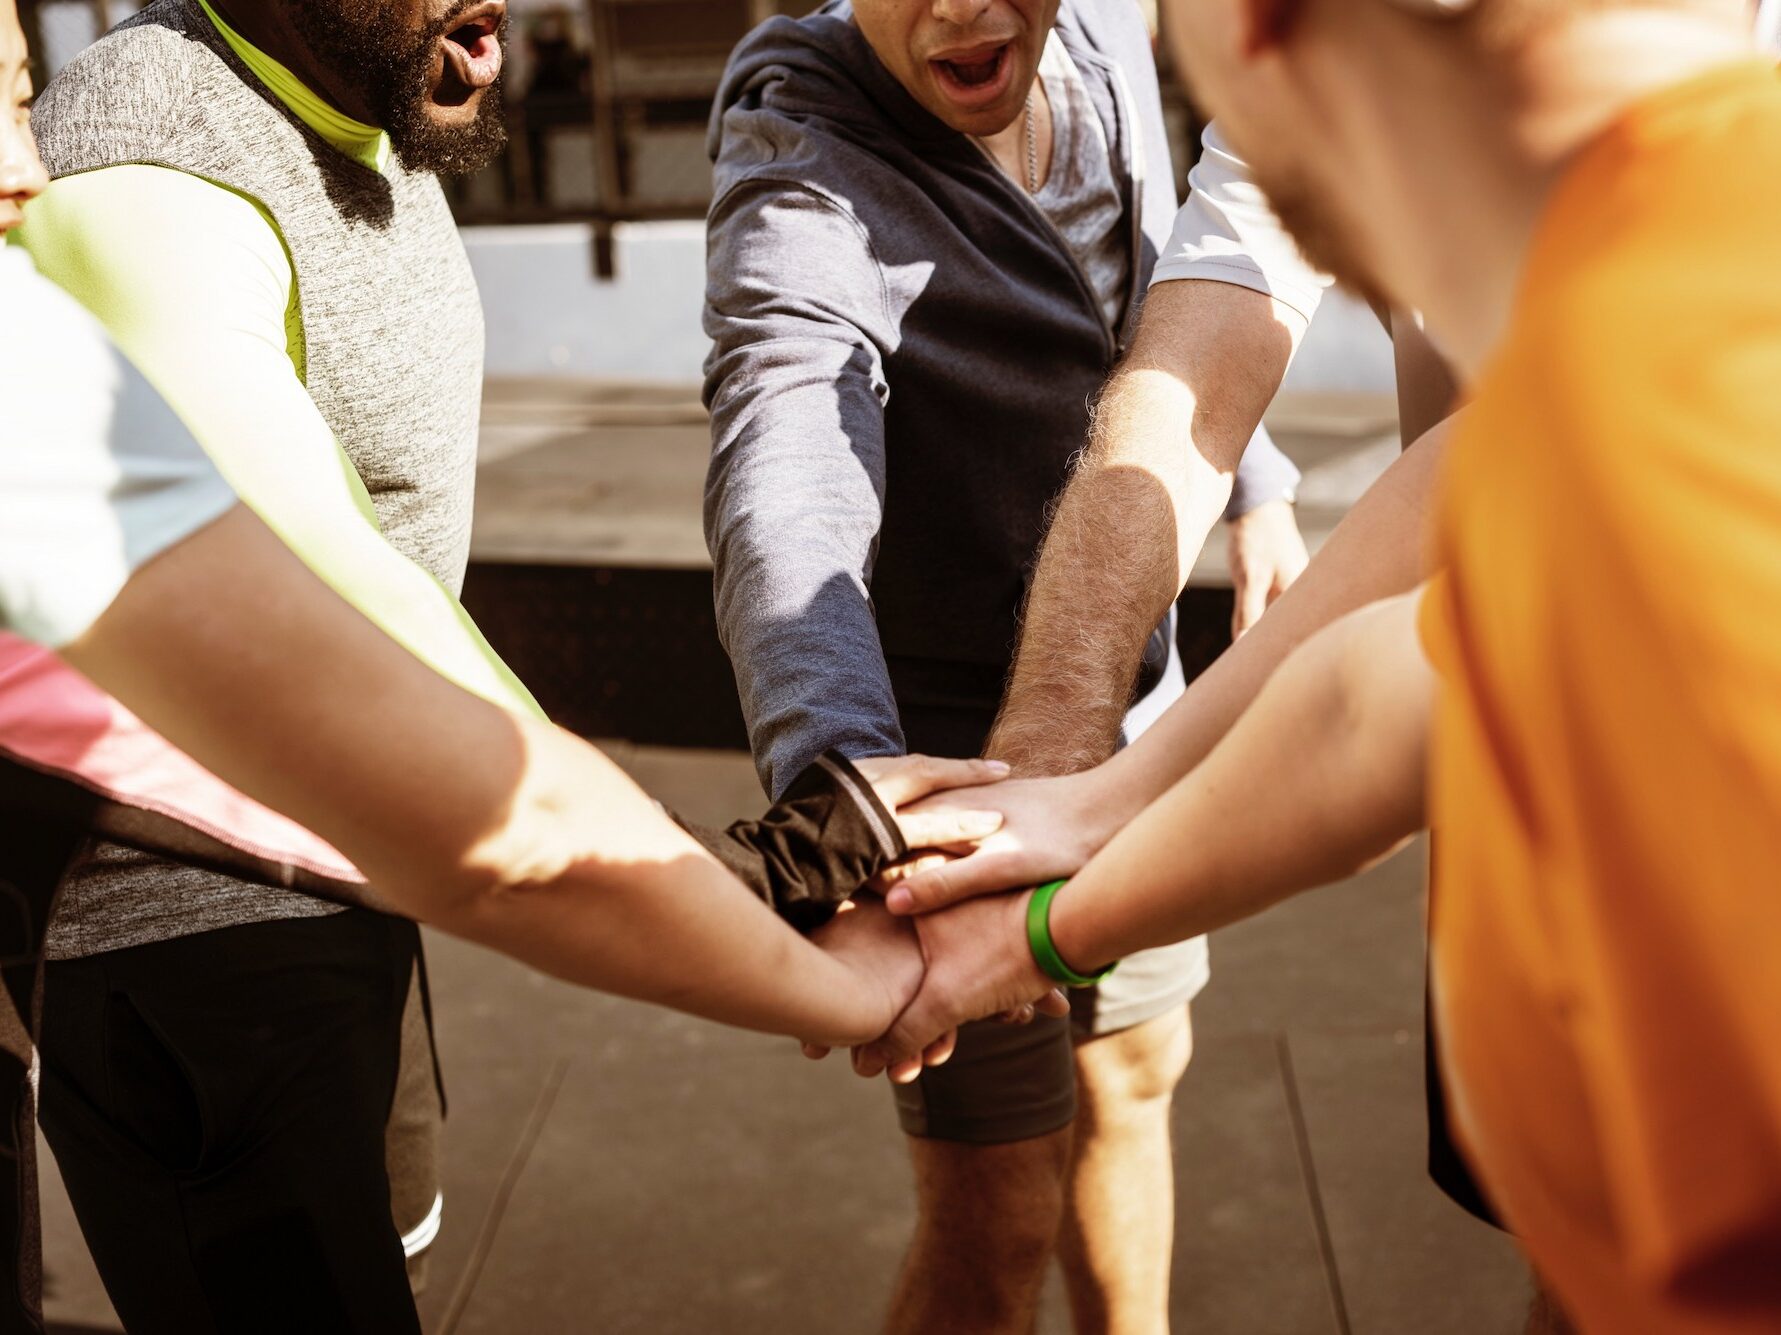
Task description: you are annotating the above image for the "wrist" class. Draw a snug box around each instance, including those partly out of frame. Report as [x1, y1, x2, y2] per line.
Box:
[822, 951, 905, 1049]
[806, 898, 922, 1046]
[987, 694, 1126, 779]
[1068, 763, 1137, 859]
[1007, 888, 1059, 993]
[1045, 879, 1105, 985]
[1026, 880, 1116, 987]
[985, 730, 1115, 779]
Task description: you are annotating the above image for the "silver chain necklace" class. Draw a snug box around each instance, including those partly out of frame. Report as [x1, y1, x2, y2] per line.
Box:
[1023, 88, 1039, 192]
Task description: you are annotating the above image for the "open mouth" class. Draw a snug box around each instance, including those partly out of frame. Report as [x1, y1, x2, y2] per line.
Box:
[929, 41, 1015, 108]
[439, 0, 506, 101]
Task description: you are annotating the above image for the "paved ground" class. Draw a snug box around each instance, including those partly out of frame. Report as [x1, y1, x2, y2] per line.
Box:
[39, 381, 1536, 1332]
[468, 379, 1403, 583]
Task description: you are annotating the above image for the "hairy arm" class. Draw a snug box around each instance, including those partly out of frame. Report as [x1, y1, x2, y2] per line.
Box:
[62, 506, 920, 1048]
[863, 588, 1433, 1067]
[986, 278, 1305, 775]
[1094, 416, 1450, 815]
[1052, 589, 1431, 966]
[887, 415, 1455, 912]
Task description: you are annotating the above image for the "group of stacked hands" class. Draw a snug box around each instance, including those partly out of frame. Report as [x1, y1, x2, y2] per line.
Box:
[0, 0, 1321, 1328]
[4, 0, 1781, 1332]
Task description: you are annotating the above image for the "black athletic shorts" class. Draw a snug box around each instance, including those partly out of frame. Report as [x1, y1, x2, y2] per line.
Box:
[37, 910, 424, 1335]
[1425, 982, 1503, 1229]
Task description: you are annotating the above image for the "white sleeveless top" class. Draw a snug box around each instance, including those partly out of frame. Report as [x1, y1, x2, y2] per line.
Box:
[0, 243, 235, 648]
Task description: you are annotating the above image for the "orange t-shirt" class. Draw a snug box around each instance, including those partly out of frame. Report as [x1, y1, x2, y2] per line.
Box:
[1421, 60, 1781, 1333]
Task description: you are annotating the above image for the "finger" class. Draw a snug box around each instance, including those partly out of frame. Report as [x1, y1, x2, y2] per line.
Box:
[802, 1043, 832, 1060]
[884, 848, 1032, 914]
[868, 851, 953, 895]
[1036, 988, 1072, 1018]
[873, 754, 1010, 807]
[897, 808, 1004, 850]
[853, 1045, 888, 1079]
[866, 994, 951, 1071]
[996, 1004, 1036, 1025]
[888, 1057, 925, 1085]
[922, 1030, 958, 1066]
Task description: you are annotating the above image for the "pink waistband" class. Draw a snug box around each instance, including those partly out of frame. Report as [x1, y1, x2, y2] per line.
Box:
[0, 633, 363, 884]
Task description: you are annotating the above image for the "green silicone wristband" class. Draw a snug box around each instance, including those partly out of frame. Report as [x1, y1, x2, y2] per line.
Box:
[1026, 879, 1116, 988]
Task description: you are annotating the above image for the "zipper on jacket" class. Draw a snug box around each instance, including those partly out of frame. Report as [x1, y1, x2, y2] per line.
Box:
[1067, 44, 1147, 360]
[1109, 61, 1146, 358]
[968, 35, 1153, 365]
[967, 135, 1119, 363]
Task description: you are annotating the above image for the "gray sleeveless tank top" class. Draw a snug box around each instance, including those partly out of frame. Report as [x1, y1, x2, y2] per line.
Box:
[32, 0, 486, 955]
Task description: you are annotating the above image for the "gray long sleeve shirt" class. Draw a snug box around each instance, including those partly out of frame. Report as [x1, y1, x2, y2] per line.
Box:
[704, 0, 1301, 797]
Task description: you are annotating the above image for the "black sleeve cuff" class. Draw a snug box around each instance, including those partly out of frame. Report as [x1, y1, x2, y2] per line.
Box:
[673, 751, 907, 932]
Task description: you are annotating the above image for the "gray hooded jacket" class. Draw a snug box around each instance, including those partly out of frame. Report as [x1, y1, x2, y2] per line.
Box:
[704, 0, 1300, 796]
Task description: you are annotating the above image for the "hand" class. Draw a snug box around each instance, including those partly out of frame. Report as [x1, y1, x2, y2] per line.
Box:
[799, 897, 960, 1068]
[870, 769, 1114, 916]
[852, 891, 1069, 1080]
[1228, 498, 1310, 639]
[805, 897, 926, 1047]
[852, 754, 1011, 852]
[800, 886, 1050, 1071]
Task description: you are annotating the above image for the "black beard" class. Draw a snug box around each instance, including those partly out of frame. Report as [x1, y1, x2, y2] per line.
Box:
[287, 1, 509, 176]
[385, 69, 507, 177]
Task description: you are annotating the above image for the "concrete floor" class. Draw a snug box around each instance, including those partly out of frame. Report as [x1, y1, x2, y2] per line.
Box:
[467, 379, 1404, 583]
[40, 745, 1532, 1335]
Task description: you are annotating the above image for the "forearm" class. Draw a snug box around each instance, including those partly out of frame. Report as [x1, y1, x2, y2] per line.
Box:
[66, 509, 896, 1045]
[1051, 590, 1433, 969]
[990, 280, 1301, 773]
[1087, 415, 1454, 824]
[986, 371, 1215, 774]
[714, 565, 904, 796]
[426, 722, 898, 1046]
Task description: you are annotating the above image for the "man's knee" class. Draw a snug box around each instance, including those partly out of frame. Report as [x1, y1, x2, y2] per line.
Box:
[1075, 1005, 1194, 1116]
[909, 1128, 1072, 1266]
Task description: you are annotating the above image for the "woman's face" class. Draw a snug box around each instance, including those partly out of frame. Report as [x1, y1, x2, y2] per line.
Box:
[0, 0, 48, 238]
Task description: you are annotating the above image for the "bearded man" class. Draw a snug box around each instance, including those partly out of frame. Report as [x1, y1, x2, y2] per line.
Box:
[17, 3, 509, 1328]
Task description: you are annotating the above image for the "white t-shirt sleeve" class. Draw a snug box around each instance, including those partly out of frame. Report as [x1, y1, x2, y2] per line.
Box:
[1149, 121, 1334, 325]
[0, 247, 237, 647]
[1758, 0, 1781, 54]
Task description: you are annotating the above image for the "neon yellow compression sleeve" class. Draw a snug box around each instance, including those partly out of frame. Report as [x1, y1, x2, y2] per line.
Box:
[18, 167, 542, 721]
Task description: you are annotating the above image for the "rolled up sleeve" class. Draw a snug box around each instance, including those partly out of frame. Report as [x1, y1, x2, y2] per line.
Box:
[1150, 122, 1333, 326]
[703, 184, 907, 797]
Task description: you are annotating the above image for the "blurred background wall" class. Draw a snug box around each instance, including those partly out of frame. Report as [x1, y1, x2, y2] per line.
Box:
[20, 0, 1392, 388]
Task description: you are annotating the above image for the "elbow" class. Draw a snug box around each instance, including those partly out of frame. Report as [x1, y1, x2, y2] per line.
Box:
[379, 847, 534, 938]
[395, 788, 593, 940]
